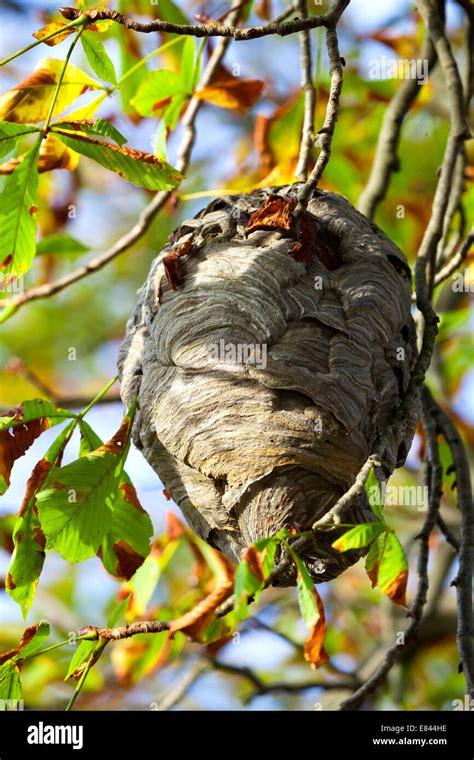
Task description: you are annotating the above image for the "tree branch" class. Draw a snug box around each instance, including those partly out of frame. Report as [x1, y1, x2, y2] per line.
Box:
[357, 4, 440, 220]
[426, 388, 474, 698]
[295, 4, 348, 213]
[58, 1, 349, 40]
[295, 0, 317, 180]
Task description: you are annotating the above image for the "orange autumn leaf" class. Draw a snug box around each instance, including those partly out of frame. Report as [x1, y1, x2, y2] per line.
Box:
[169, 578, 233, 640]
[166, 511, 187, 540]
[303, 587, 329, 669]
[194, 79, 264, 112]
[383, 569, 408, 607]
[242, 545, 265, 583]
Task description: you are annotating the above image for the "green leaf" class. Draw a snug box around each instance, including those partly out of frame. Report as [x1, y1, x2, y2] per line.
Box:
[0, 122, 39, 158]
[36, 233, 90, 257]
[0, 141, 40, 278]
[6, 421, 76, 617]
[17, 620, 50, 659]
[55, 131, 182, 191]
[364, 468, 385, 522]
[233, 559, 263, 620]
[36, 406, 135, 563]
[152, 121, 167, 159]
[107, 593, 131, 628]
[0, 662, 22, 703]
[180, 38, 197, 93]
[77, 421, 153, 579]
[365, 531, 408, 606]
[129, 542, 179, 616]
[130, 69, 181, 117]
[65, 639, 96, 680]
[0, 399, 74, 431]
[53, 118, 127, 147]
[81, 32, 117, 84]
[292, 551, 319, 627]
[332, 521, 385, 552]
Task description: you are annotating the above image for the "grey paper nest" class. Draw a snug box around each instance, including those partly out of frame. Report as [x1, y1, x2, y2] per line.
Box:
[118, 184, 420, 586]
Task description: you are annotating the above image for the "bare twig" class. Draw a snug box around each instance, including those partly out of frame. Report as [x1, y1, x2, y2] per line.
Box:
[295, 2, 349, 213]
[426, 389, 474, 698]
[59, 1, 349, 40]
[209, 657, 359, 699]
[295, 0, 317, 180]
[436, 513, 460, 552]
[357, 7, 440, 220]
[155, 660, 209, 710]
[433, 225, 474, 289]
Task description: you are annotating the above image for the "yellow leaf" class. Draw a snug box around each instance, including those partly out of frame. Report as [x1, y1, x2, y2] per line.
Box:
[0, 58, 103, 124]
[57, 92, 107, 122]
[32, 22, 75, 47]
[0, 134, 79, 175]
[194, 79, 264, 112]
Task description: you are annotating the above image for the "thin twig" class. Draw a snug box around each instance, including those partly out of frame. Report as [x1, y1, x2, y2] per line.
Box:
[295, 2, 348, 213]
[436, 513, 460, 552]
[426, 388, 474, 698]
[155, 660, 209, 710]
[357, 6, 439, 220]
[295, 0, 316, 180]
[433, 226, 474, 289]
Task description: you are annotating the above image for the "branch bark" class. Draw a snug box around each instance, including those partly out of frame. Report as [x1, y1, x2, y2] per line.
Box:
[59, 1, 349, 40]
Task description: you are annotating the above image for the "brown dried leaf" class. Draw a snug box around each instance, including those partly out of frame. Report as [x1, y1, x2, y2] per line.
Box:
[0, 622, 42, 665]
[245, 195, 295, 236]
[0, 413, 50, 494]
[113, 539, 144, 580]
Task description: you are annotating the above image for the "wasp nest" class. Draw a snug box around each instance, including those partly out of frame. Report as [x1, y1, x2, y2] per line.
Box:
[118, 184, 420, 585]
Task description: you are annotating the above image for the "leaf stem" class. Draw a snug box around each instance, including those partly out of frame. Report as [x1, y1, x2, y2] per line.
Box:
[22, 634, 91, 661]
[65, 641, 107, 712]
[43, 24, 86, 134]
[77, 375, 119, 419]
[0, 17, 87, 68]
[116, 36, 183, 88]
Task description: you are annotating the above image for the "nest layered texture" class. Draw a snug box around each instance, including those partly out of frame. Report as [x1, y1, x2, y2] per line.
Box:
[119, 185, 420, 585]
